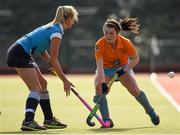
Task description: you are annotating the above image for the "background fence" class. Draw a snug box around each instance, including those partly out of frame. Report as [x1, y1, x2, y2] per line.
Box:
[0, 0, 180, 74]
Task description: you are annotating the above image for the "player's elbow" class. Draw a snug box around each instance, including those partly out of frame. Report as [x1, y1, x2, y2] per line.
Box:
[132, 55, 140, 66]
[136, 56, 140, 64]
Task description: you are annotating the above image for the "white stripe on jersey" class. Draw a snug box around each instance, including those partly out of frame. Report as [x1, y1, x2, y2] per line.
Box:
[50, 32, 62, 40]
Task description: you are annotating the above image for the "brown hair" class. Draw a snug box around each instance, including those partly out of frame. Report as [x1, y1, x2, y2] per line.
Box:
[103, 17, 140, 34]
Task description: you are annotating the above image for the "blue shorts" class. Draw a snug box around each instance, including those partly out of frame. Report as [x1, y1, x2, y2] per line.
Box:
[104, 68, 118, 77]
[104, 67, 134, 77]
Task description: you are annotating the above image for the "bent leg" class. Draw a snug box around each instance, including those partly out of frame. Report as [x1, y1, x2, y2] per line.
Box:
[120, 73, 160, 125]
[16, 68, 42, 122]
[15, 68, 42, 91]
[120, 73, 153, 113]
[35, 67, 67, 128]
[94, 74, 111, 121]
[35, 67, 53, 121]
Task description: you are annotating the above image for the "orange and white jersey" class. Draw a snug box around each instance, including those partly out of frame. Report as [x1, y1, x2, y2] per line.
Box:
[95, 35, 136, 68]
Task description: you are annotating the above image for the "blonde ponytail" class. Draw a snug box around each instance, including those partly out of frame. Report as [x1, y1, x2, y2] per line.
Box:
[53, 5, 79, 24]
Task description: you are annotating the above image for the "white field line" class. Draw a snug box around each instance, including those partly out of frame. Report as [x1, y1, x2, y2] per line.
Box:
[150, 73, 180, 112]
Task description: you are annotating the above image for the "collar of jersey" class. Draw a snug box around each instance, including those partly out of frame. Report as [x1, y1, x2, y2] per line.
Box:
[58, 23, 64, 35]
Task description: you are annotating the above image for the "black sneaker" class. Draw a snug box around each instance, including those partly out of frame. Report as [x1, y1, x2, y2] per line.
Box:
[101, 119, 114, 128]
[21, 120, 47, 131]
[43, 117, 67, 129]
[149, 110, 160, 125]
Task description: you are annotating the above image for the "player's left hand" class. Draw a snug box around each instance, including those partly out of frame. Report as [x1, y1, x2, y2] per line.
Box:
[116, 68, 126, 77]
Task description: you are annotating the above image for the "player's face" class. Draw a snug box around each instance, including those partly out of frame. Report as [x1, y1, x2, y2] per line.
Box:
[103, 26, 117, 44]
[65, 17, 75, 29]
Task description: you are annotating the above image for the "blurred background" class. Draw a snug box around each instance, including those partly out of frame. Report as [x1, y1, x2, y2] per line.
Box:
[0, 0, 180, 74]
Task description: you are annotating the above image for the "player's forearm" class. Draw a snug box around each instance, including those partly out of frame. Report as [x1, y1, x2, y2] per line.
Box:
[50, 60, 67, 82]
[96, 59, 106, 83]
[40, 51, 50, 63]
[126, 55, 140, 70]
[98, 69, 106, 83]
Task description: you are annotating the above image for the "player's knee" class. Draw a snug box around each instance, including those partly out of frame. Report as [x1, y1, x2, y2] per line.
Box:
[129, 88, 141, 97]
[93, 95, 101, 103]
[39, 90, 49, 99]
[31, 85, 43, 93]
[40, 79, 47, 90]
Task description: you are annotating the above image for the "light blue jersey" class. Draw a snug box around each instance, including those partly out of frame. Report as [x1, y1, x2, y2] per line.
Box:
[16, 23, 63, 55]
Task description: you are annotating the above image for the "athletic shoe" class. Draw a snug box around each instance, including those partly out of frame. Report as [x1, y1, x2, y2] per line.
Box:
[101, 119, 114, 128]
[43, 117, 67, 129]
[21, 120, 46, 131]
[149, 110, 160, 125]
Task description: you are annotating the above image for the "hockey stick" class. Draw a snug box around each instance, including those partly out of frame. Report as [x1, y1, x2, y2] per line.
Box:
[86, 73, 118, 127]
[71, 88, 110, 127]
[51, 69, 112, 127]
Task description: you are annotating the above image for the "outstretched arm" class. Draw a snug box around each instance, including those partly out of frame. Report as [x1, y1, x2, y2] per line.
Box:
[49, 37, 73, 96]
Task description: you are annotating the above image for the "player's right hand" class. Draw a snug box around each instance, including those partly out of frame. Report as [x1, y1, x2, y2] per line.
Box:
[101, 83, 108, 94]
[63, 80, 74, 97]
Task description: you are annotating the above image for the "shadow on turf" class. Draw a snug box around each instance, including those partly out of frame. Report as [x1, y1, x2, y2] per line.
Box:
[0, 126, 154, 134]
[0, 130, 66, 134]
[89, 126, 154, 133]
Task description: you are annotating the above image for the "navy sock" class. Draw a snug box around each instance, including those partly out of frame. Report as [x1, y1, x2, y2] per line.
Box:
[93, 95, 110, 121]
[39, 91, 53, 120]
[25, 91, 40, 122]
[135, 91, 153, 114]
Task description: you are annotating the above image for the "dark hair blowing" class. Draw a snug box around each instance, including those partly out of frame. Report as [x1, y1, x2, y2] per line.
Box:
[103, 17, 140, 34]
